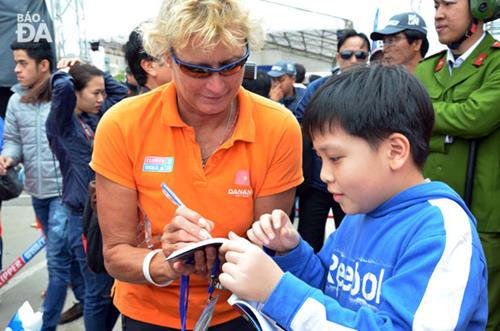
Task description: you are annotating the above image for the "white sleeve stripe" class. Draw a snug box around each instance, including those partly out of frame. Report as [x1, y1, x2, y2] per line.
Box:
[291, 298, 357, 331]
[413, 198, 473, 331]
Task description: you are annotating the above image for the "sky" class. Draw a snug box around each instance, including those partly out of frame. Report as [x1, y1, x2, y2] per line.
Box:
[83, 0, 445, 55]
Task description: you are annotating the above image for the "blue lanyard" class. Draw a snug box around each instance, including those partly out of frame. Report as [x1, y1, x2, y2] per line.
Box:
[180, 275, 190, 331]
[208, 256, 220, 299]
[179, 256, 220, 331]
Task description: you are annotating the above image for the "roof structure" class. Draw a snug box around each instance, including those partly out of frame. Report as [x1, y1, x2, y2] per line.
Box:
[247, 0, 353, 63]
[266, 29, 340, 63]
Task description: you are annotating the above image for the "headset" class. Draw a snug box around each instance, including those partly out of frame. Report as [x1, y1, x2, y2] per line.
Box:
[470, 0, 500, 22]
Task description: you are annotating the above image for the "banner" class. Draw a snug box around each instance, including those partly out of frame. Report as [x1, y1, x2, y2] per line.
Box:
[0, 1, 55, 87]
[0, 236, 46, 289]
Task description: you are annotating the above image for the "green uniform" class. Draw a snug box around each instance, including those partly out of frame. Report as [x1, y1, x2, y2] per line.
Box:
[416, 32, 500, 330]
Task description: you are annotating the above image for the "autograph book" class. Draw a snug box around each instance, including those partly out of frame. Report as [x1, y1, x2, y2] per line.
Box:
[165, 238, 228, 262]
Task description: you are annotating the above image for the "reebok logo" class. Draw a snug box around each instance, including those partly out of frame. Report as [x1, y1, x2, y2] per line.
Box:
[326, 253, 386, 307]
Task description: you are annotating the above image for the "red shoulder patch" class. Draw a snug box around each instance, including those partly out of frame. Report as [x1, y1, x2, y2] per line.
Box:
[435, 57, 446, 72]
[492, 41, 500, 48]
[473, 53, 488, 67]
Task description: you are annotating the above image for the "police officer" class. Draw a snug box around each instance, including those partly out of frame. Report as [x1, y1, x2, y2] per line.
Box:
[415, 1, 500, 329]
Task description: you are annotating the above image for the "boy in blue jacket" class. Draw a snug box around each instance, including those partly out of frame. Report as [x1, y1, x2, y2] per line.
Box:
[219, 65, 488, 330]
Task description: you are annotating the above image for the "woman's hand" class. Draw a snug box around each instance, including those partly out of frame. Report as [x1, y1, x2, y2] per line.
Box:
[247, 209, 300, 255]
[161, 206, 215, 277]
[219, 232, 284, 302]
[56, 58, 82, 72]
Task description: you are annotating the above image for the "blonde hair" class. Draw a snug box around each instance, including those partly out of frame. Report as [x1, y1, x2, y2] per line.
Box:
[143, 0, 265, 58]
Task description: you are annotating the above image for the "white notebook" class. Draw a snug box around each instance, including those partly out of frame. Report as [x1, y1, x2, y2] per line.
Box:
[165, 238, 228, 263]
[228, 294, 283, 331]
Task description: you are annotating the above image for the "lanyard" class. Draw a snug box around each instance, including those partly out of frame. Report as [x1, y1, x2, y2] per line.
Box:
[78, 117, 95, 144]
[180, 275, 190, 331]
[180, 256, 220, 331]
[208, 256, 220, 300]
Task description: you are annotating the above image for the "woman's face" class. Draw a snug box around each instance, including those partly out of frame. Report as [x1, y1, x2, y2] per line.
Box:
[168, 42, 246, 117]
[76, 75, 105, 114]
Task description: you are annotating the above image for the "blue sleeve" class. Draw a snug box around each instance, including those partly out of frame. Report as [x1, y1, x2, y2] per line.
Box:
[272, 239, 329, 289]
[47, 71, 77, 138]
[262, 225, 487, 330]
[100, 72, 128, 114]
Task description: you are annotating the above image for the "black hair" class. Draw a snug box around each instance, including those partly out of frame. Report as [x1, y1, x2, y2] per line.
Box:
[403, 30, 429, 58]
[69, 63, 104, 91]
[337, 29, 371, 52]
[10, 39, 54, 71]
[308, 74, 322, 84]
[10, 39, 54, 103]
[123, 28, 154, 87]
[294, 63, 306, 84]
[242, 70, 271, 97]
[302, 64, 434, 168]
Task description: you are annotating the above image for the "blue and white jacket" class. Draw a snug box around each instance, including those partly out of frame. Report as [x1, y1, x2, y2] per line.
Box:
[263, 181, 488, 330]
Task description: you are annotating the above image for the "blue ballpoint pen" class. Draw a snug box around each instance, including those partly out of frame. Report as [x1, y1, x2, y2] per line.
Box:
[161, 182, 186, 208]
[160, 182, 212, 239]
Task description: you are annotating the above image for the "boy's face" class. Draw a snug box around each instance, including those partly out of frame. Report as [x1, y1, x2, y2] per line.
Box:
[13, 49, 46, 88]
[313, 127, 393, 215]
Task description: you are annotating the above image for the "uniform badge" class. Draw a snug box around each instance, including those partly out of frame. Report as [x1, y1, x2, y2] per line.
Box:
[435, 57, 445, 72]
[473, 53, 488, 67]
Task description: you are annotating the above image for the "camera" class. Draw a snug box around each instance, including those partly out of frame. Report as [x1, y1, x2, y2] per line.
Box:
[243, 62, 257, 80]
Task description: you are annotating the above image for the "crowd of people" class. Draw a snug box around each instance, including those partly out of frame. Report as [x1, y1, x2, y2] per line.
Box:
[0, 0, 498, 330]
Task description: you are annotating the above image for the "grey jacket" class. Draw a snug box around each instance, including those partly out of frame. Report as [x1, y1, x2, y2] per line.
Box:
[2, 84, 62, 199]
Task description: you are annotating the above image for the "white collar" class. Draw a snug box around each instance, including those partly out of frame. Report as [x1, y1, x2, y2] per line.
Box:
[446, 32, 486, 72]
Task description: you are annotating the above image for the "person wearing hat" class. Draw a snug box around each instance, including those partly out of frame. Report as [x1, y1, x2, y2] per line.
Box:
[415, 0, 500, 329]
[267, 60, 305, 117]
[371, 12, 429, 73]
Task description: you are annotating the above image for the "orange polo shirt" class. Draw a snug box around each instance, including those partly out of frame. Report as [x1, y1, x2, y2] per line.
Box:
[90, 82, 302, 329]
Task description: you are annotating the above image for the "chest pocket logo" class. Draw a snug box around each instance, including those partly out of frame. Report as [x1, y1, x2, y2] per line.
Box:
[228, 169, 253, 198]
[143, 156, 174, 173]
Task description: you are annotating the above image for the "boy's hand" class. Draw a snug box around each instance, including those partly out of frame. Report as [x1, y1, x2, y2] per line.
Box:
[219, 232, 284, 302]
[248, 209, 300, 255]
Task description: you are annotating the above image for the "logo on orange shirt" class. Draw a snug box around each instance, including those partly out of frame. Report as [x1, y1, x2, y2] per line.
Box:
[143, 156, 174, 173]
[235, 170, 250, 186]
[227, 188, 253, 198]
[228, 170, 253, 198]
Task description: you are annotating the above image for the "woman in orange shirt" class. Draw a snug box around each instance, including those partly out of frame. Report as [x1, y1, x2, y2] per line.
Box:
[91, 0, 303, 330]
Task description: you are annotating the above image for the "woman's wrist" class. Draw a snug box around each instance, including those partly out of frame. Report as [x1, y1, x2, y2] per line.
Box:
[143, 249, 175, 287]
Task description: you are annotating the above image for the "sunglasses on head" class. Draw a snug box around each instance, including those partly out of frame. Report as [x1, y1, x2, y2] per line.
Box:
[339, 50, 368, 60]
[170, 46, 250, 78]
